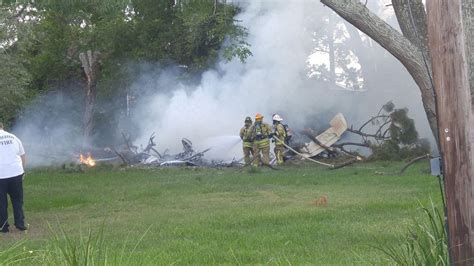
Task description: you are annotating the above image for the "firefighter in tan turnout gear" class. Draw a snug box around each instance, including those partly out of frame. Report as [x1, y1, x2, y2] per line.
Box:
[249, 113, 272, 166]
[239, 116, 254, 165]
[272, 114, 287, 165]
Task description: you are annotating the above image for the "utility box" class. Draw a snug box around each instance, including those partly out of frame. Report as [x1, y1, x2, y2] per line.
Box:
[430, 157, 442, 176]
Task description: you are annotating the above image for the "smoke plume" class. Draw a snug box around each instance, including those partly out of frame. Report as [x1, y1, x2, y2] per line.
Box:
[13, 0, 434, 165]
[131, 0, 433, 159]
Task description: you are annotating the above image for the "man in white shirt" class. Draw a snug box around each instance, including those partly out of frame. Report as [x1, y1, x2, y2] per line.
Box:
[0, 122, 27, 233]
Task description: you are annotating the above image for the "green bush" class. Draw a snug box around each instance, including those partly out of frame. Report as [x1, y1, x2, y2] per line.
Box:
[370, 138, 431, 161]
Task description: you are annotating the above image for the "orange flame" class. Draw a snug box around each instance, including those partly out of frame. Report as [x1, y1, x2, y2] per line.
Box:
[79, 153, 96, 167]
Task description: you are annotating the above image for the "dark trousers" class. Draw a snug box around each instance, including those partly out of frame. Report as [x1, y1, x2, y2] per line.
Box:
[0, 174, 25, 231]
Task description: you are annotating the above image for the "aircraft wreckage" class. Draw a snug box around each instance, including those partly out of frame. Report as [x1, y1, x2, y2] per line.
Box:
[76, 113, 369, 169]
[75, 101, 428, 171]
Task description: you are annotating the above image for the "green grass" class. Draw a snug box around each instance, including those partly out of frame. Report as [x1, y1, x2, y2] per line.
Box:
[0, 161, 442, 265]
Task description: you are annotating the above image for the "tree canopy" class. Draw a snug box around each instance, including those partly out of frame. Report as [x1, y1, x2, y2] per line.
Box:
[0, 0, 251, 128]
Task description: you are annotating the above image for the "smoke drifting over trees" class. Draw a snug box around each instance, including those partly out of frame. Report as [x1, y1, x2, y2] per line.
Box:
[130, 0, 433, 158]
[2, 0, 434, 165]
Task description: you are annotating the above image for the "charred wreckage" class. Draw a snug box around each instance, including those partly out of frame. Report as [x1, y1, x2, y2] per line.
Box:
[77, 102, 428, 170]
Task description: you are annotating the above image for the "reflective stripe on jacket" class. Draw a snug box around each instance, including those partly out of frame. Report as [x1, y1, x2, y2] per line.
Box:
[250, 122, 271, 141]
[254, 138, 270, 148]
[274, 123, 286, 146]
[240, 126, 253, 148]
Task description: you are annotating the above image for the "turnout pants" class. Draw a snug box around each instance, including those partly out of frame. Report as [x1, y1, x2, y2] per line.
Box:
[242, 146, 254, 166]
[0, 174, 25, 231]
[274, 144, 285, 165]
[252, 140, 270, 166]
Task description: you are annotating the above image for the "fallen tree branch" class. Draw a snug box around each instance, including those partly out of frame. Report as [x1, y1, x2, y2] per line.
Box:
[121, 132, 135, 153]
[358, 115, 390, 132]
[374, 119, 392, 137]
[333, 142, 370, 148]
[399, 154, 431, 175]
[111, 148, 129, 166]
[382, 127, 391, 138]
[347, 128, 391, 140]
[331, 158, 358, 169]
[332, 144, 367, 159]
[150, 147, 162, 158]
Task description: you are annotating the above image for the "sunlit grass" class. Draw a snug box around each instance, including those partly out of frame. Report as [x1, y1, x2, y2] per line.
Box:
[0, 161, 441, 264]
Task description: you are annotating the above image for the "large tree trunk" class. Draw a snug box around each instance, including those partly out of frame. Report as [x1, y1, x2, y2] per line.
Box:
[79, 50, 101, 148]
[320, 0, 474, 262]
[462, 0, 474, 107]
[427, 0, 474, 263]
[328, 26, 336, 86]
[344, 23, 376, 90]
[320, 0, 439, 143]
[392, 0, 429, 55]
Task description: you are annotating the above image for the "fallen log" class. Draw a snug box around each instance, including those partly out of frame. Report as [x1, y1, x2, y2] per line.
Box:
[331, 158, 359, 170]
[399, 154, 431, 175]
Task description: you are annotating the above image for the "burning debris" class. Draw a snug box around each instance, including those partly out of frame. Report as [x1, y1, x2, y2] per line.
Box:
[71, 101, 425, 170]
[105, 114, 358, 169]
[107, 133, 241, 168]
[78, 153, 96, 167]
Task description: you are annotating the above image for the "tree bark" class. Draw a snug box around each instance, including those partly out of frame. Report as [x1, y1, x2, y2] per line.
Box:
[79, 50, 101, 148]
[392, 0, 429, 56]
[328, 26, 336, 85]
[427, 0, 474, 263]
[344, 24, 375, 90]
[462, 0, 474, 108]
[391, 0, 434, 98]
[320, 0, 439, 143]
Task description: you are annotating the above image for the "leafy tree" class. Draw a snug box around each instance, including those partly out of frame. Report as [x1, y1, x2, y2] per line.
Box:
[0, 52, 31, 127]
[0, 0, 251, 141]
[0, 8, 31, 127]
[130, 0, 251, 70]
[307, 13, 363, 91]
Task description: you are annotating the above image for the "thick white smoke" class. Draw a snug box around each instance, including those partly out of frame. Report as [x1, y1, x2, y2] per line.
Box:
[12, 0, 435, 166]
[12, 91, 83, 167]
[132, 0, 433, 160]
[133, 1, 337, 159]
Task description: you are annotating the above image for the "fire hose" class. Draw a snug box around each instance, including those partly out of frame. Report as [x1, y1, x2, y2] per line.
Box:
[271, 136, 335, 168]
[272, 136, 362, 169]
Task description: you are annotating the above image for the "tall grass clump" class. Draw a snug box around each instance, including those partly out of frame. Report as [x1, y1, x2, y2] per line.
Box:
[41, 223, 152, 265]
[376, 201, 449, 265]
[0, 239, 39, 265]
[44, 224, 108, 265]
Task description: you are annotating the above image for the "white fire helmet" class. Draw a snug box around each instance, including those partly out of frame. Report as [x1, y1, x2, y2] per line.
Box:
[272, 114, 283, 122]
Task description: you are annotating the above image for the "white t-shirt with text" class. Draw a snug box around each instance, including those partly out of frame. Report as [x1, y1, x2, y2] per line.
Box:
[0, 129, 25, 179]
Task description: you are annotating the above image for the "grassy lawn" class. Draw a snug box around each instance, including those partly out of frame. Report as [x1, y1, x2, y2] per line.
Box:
[0, 161, 442, 265]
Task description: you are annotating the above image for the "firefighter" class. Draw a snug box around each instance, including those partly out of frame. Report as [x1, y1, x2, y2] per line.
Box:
[249, 113, 272, 166]
[272, 114, 287, 165]
[239, 116, 254, 165]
